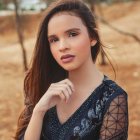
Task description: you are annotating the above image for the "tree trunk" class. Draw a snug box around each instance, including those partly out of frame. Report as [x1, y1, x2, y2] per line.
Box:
[119, 0, 125, 16]
[101, 51, 106, 65]
[95, 0, 106, 65]
[96, 0, 104, 17]
[13, 0, 28, 71]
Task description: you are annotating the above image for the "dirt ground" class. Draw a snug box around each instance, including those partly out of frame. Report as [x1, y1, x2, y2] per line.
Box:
[0, 1, 140, 140]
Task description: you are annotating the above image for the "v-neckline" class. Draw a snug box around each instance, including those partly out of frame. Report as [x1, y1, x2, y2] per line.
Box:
[54, 74, 106, 127]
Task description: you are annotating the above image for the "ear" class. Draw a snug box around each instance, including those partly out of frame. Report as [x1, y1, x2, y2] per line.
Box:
[90, 28, 98, 47]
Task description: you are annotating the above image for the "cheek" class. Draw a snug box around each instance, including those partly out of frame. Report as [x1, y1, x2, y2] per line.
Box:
[50, 48, 60, 62]
[74, 36, 91, 59]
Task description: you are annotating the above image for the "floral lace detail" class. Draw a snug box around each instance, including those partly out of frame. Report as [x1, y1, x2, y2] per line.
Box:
[70, 84, 116, 139]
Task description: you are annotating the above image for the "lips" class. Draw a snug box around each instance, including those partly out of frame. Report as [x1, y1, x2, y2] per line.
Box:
[61, 54, 75, 60]
[61, 56, 75, 63]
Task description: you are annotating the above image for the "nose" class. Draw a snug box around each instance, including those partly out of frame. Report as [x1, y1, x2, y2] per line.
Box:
[59, 39, 70, 52]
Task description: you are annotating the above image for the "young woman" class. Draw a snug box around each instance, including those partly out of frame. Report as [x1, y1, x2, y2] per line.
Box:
[13, 0, 129, 140]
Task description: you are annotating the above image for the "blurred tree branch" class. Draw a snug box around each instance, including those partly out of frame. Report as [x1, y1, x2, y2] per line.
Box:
[83, 0, 140, 66]
[83, 0, 140, 43]
[13, 0, 28, 71]
[95, 0, 105, 65]
[94, 14, 140, 42]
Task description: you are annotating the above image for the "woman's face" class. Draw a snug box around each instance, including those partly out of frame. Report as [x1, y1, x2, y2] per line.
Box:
[47, 12, 97, 71]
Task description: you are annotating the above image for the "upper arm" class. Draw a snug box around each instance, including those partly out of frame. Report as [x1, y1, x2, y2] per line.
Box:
[99, 92, 129, 140]
[19, 130, 47, 140]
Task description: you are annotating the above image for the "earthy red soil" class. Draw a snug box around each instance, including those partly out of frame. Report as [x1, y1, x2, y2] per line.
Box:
[0, 1, 140, 140]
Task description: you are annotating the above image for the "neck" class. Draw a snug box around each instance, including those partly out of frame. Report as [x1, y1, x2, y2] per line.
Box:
[68, 59, 103, 93]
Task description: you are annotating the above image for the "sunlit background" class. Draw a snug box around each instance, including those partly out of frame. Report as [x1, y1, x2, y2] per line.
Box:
[0, 0, 140, 139]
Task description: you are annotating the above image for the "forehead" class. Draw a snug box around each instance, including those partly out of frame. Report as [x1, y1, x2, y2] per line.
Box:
[48, 11, 82, 24]
[47, 12, 84, 34]
[51, 11, 79, 18]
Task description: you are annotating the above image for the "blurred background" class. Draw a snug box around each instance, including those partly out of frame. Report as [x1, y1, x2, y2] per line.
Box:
[0, 0, 140, 139]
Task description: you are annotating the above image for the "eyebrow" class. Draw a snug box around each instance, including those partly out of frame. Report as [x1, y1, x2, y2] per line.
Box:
[47, 28, 81, 39]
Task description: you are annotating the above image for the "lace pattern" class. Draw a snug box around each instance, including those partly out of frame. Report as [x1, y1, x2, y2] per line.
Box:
[98, 93, 128, 140]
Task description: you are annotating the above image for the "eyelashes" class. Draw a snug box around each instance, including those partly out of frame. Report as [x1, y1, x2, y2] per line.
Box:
[50, 32, 78, 43]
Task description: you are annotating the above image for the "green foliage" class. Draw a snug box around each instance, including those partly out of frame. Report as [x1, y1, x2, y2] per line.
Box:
[21, 8, 26, 11]
[0, 1, 7, 10]
[41, 8, 46, 11]
[83, 0, 140, 5]
[30, 7, 35, 11]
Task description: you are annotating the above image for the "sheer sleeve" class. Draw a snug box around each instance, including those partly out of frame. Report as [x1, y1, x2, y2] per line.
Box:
[99, 92, 129, 140]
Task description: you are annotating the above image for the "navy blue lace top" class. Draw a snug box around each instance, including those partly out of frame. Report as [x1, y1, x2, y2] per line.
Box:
[19, 74, 129, 140]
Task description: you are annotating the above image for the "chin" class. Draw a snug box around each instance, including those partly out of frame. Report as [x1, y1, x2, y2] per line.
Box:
[63, 66, 76, 71]
[58, 60, 80, 71]
[62, 64, 80, 71]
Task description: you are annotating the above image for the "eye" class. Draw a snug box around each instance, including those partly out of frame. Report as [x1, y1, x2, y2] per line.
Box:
[50, 32, 78, 43]
[69, 32, 78, 37]
[50, 38, 58, 43]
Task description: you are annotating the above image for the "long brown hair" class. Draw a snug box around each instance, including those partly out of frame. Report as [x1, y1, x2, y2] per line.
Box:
[12, 0, 116, 139]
